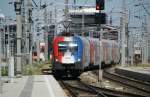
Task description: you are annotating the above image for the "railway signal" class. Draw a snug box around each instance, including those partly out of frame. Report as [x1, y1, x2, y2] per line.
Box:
[95, 13, 106, 24]
[96, 0, 105, 10]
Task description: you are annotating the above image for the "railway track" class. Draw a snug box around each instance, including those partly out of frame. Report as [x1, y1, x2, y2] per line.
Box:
[60, 80, 103, 97]
[59, 79, 146, 97]
[103, 69, 150, 97]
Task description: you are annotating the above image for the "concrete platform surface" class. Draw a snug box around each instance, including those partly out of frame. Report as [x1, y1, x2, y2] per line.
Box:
[0, 75, 67, 97]
[115, 67, 150, 82]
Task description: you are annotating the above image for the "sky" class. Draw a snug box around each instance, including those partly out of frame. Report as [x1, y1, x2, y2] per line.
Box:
[0, 0, 147, 19]
[0, 0, 149, 25]
[0, 0, 15, 18]
[0, 0, 150, 40]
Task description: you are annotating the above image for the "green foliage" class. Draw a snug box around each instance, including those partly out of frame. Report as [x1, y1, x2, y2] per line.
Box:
[1, 62, 51, 76]
[22, 63, 51, 75]
[23, 65, 33, 75]
[2, 66, 8, 76]
[136, 64, 150, 67]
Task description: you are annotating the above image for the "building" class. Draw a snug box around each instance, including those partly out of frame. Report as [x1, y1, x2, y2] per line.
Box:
[0, 14, 17, 63]
[68, 8, 119, 41]
[69, 7, 98, 36]
[0, 13, 5, 61]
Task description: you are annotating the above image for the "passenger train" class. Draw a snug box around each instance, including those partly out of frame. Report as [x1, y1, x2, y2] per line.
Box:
[52, 36, 120, 77]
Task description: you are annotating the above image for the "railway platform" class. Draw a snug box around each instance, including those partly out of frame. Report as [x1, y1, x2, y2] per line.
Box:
[0, 75, 67, 97]
[115, 66, 150, 82]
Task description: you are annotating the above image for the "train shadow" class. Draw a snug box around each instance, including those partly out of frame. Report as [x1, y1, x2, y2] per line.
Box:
[55, 76, 80, 81]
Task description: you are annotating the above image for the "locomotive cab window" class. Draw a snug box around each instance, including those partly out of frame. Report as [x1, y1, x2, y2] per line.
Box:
[58, 42, 78, 53]
[58, 42, 68, 52]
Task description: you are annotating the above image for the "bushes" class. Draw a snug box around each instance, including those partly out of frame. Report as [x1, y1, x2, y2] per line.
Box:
[1, 63, 51, 76]
[22, 63, 51, 75]
[23, 65, 33, 75]
[1, 66, 8, 76]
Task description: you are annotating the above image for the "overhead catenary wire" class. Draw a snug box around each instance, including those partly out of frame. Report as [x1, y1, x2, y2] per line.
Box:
[32, 0, 38, 7]
[142, 3, 150, 16]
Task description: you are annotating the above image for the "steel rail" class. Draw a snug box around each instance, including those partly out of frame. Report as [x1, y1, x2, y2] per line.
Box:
[60, 80, 106, 97]
[103, 70, 150, 96]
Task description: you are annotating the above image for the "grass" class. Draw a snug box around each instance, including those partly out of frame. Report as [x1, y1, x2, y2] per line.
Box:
[23, 62, 52, 75]
[1, 66, 8, 76]
[0, 61, 52, 76]
[136, 64, 150, 67]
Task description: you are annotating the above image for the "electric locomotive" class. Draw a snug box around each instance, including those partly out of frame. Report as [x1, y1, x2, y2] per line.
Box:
[52, 36, 86, 77]
[52, 36, 120, 78]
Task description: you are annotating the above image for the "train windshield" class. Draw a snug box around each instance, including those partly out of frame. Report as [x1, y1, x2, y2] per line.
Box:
[58, 42, 78, 53]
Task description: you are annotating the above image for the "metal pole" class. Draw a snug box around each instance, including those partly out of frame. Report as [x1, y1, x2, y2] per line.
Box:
[74, 0, 76, 9]
[119, 17, 122, 57]
[82, 8, 85, 33]
[7, 19, 10, 68]
[141, 18, 144, 64]
[0, 59, 2, 94]
[35, 13, 40, 62]
[121, 0, 127, 66]
[15, 0, 22, 76]
[0, 18, 4, 85]
[142, 31, 144, 63]
[54, 5, 57, 36]
[37, 37, 40, 62]
[6, 19, 13, 82]
[26, 0, 32, 64]
[143, 15, 148, 64]
[131, 33, 134, 65]
[98, 9, 103, 82]
[0, 72, 1, 94]
[21, 0, 25, 66]
[44, 3, 48, 61]
[128, 31, 134, 65]
[8, 56, 14, 83]
[65, 0, 69, 20]
[0, 18, 2, 93]
[63, 0, 69, 32]
[99, 30, 103, 82]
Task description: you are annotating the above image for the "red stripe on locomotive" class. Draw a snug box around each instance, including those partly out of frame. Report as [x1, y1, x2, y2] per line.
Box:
[53, 37, 64, 62]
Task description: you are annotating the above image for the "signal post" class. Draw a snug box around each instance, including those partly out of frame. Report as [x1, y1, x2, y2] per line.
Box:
[96, 0, 105, 82]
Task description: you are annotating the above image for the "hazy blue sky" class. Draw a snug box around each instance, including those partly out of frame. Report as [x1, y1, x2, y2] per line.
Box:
[0, 0, 15, 18]
[0, 0, 150, 30]
[0, 0, 122, 18]
[1, 0, 150, 45]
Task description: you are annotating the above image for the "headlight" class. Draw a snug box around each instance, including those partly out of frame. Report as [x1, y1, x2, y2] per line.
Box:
[78, 59, 81, 62]
[55, 59, 58, 62]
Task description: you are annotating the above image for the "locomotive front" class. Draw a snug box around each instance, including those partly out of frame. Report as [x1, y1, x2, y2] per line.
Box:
[52, 36, 83, 77]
